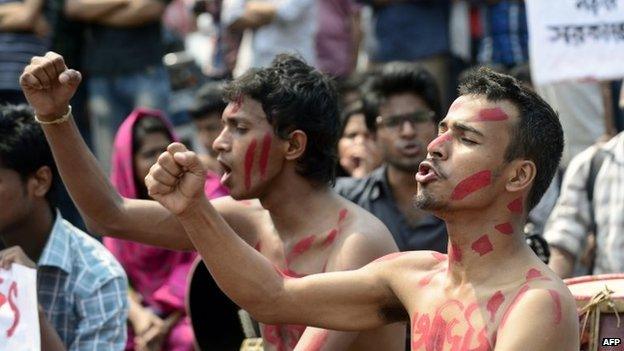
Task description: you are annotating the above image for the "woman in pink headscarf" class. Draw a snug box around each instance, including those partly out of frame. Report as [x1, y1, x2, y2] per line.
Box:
[106, 108, 227, 351]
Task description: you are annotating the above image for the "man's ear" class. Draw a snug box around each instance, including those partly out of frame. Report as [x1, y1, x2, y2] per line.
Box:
[28, 166, 53, 198]
[284, 130, 307, 161]
[505, 160, 536, 193]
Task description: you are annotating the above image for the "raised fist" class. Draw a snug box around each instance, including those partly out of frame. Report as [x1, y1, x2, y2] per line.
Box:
[145, 142, 207, 215]
[19, 51, 81, 121]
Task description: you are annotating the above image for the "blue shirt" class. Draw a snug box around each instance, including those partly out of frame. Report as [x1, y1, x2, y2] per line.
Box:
[37, 212, 128, 350]
[477, 0, 529, 66]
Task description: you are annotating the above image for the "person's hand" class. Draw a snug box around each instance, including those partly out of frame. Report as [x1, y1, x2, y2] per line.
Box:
[19, 51, 81, 121]
[145, 142, 206, 215]
[134, 310, 180, 351]
[0, 246, 36, 270]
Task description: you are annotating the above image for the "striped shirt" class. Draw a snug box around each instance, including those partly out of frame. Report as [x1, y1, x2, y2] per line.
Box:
[477, 0, 528, 66]
[37, 211, 128, 350]
[544, 132, 624, 274]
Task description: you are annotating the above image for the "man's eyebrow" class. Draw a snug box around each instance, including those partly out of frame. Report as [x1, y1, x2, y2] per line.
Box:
[452, 122, 485, 137]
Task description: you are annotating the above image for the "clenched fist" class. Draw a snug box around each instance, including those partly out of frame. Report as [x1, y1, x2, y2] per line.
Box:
[19, 51, 81, 121]
[145, 142, 207, 215]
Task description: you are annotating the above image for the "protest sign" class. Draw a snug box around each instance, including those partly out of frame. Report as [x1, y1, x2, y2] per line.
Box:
[526, 0, 624, 85]
[0, 264, 40, 351]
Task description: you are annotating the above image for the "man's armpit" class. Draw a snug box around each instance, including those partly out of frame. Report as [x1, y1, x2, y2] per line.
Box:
[378, 302, 409, 323]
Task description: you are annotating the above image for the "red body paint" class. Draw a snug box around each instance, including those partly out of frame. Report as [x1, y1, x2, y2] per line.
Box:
[475, 108, 509, 122]
[494, 222, 513, 235]
[500, 284, 530, 328]
[451, 170, 492, 200]
[525, 268, 543, 281]
[321, 229, 339, 247]
[450, 243, 463, 264]
[471, 235, 494, 256]
[428, 133, 452, 150]
[486, 291, 505, 322]
[432, 252, 447, 262]
[418, 268, 444, 287]
[259, 132, 272, 179]
[548, 290, 562, 325]
[286, 235, 316, 264]
[263, 324, 307, 351]
[507, 197, 523, 213]
[372, 252, 409, 263]
[338, 209, 348, 222]
[244, 139, 258, 191]
[7, 282, 19, 337]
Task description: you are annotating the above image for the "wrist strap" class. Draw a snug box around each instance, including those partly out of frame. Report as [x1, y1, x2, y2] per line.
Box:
[34, 105, 72, 125]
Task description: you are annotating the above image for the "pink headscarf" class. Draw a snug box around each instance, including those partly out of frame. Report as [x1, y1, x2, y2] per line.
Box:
[105, 107, 227, 314]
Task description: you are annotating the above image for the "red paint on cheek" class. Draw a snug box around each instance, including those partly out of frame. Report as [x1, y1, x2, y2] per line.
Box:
[494, 222, 514, 235]
[471, 235, 493, 256]
[475, 107, 509, 122]
[244, 139, 258, 191]
[451, 170, 492, 200]
[432, 252, 447, 262]
[259, 132, 272, 179]
[428, 133, 452, 150]
[450, 243, 462, 263]
[548, 290, 562, 325]
[322, 229, 339, 247]
[486, 291, 505, 322]
[500, 284, 530, 328]
[371, 252, 409, 263]
[507, 197, 523, 213]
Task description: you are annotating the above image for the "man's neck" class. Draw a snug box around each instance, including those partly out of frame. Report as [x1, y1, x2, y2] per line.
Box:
[260, 172, 337, 240]
[438, 199, 532, 286]
[0, 204, 54, 263]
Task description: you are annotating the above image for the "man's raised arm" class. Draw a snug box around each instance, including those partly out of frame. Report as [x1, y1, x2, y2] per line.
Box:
[19, 52, 192, 250]
[146, 144, 404, 331]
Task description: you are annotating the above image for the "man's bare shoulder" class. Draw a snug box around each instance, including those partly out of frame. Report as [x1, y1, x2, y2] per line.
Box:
[211, 196, 265, 243]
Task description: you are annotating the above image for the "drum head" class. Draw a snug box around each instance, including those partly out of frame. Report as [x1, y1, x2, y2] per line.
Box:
[187, 258, 245, 350]
[565, 274, 624, 302]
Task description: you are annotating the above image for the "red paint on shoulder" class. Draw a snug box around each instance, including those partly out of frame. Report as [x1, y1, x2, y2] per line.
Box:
[525, 268, 543, 281]
[372, 252, 409, 263]
[450, 243, 463, 263]
[487, 291, 505, 322]
[475, 107, 509, 122]
[500, 284, 530, 328]
[244, 139, 258, 191]
[494, 222, 513, 235]
[507, 197, 523, 213]
[259, 132, 272, 179]
[471, 235, 493, 256]
[428, 133, 452, 150]
[322, 229, 339, 247]
[432, 251, 447, 262]
[451, 170, 492, 201]
[286, 235, 316, 263]
[338, 208, 348, 222]
[548, 290, 562, 325]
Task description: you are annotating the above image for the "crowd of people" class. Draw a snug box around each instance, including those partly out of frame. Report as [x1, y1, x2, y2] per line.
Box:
[0, 0, 623, 350]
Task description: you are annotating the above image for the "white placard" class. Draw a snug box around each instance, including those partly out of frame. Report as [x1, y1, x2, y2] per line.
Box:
[526, 0, 624, 85]
[0, 264, 40, 351]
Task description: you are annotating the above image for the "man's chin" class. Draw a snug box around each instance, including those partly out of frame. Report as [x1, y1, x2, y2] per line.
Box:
[413, 192, 445, 211]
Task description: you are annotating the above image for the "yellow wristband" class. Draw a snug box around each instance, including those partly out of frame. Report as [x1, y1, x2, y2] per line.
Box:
[34, 105, 72, 125]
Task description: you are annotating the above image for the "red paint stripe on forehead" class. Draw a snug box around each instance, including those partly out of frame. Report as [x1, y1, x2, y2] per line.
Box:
[471, 235, 493, 256]
[259, 132, 272, 179]
[451, 170, 492, 200]
[428, 133, 452, 150]
[548, 290, 562, 325]
[487, 291, 505, 322]
[244, 139, 258, 191]
[475, 107, 509, 122]
[507, 197, 523, 213]
[495, 222, 514, 235]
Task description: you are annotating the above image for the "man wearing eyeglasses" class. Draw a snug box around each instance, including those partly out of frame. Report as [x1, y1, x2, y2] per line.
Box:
[335, 62, 448, 253]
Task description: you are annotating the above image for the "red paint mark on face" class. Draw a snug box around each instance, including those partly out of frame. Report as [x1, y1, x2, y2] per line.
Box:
[475, 107, 509, 122]
[254, 241, 262, 252]
[231, 94, 244, 113]
[301, 329, 330, 351]
[451, 170, 492, 201]
[494, 222, 514, 235]
[507, 197, 523, 213]
[487, 291, 505, 322]
[449, 243, 462, 264]
[286, 235, 316, 264]
[7, 282, 20, 337]
[500, 284, 530, 328]
[471, 235, 493, 256]
[432, 252, 447, 262]
[371, 252, 409, 263]
[259, 132, 272, 179]
[322, 229, 339, 247]
[244, 139, 258, 191]
[548, 290, 562, 325]
[428, 133, 452, 150]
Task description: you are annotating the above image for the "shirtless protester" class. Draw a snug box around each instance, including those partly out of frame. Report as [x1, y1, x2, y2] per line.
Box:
[142, 68, 580, 350]
[20, 52, 404, 351]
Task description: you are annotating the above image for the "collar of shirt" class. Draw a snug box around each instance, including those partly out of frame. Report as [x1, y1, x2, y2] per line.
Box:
[37, 210, 73, 274]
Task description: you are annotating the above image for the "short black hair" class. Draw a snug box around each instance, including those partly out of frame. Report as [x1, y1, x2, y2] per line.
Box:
[223, 54, 340, 185]
[132, 115, 173, 154]
[368, 62, 442, 122]
[189, 81, 228, 120]
[0, 104, 58, 205]
[458, 67, 563, 210]
[339, 100, 377, 138]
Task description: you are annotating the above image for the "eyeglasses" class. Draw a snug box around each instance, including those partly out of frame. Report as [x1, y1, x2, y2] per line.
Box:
[376, 110, 436, 130]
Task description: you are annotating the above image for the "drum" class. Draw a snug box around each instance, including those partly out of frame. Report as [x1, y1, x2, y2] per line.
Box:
[186, 258, 246, 350]
[565, 274, 624, 351]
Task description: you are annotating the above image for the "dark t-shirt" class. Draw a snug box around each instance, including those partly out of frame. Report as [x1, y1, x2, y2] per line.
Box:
[334, 166, 448, 252]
